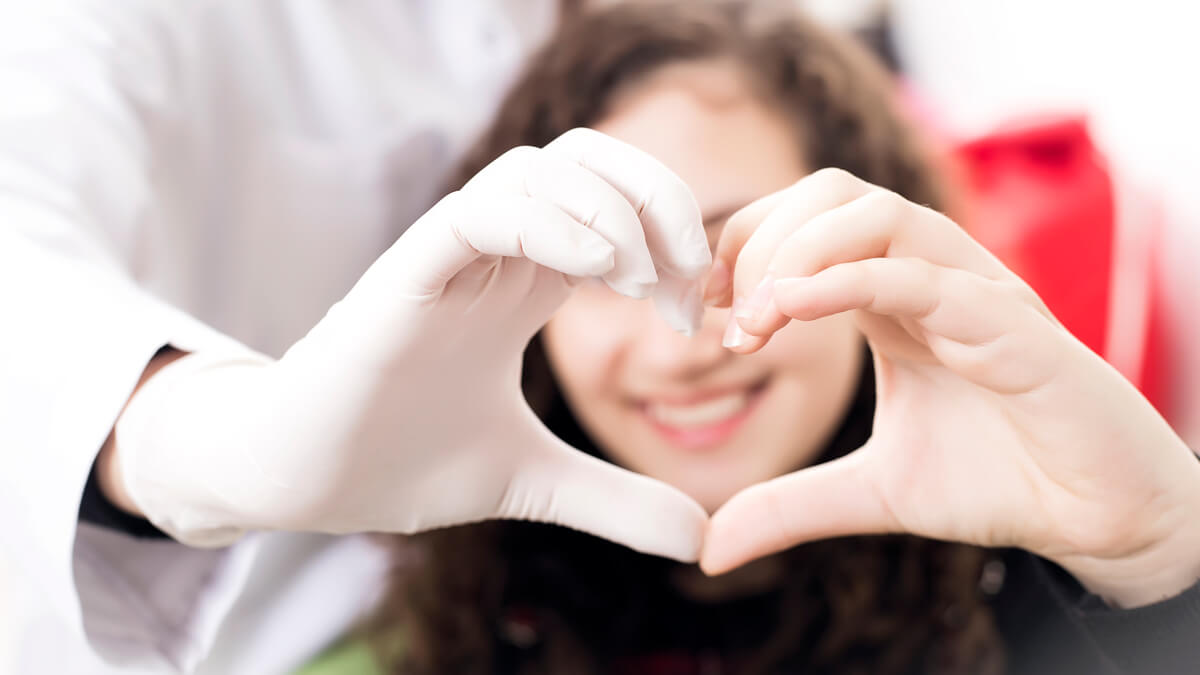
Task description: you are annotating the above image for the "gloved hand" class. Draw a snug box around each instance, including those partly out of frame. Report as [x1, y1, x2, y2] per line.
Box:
[114, 128, 712, 561]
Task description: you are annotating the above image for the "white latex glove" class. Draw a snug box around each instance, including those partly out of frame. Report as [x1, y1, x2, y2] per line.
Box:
[115, 128, 712, 561]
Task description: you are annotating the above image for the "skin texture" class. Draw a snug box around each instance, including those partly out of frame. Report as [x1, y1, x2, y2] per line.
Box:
[542, 61, 863, 514]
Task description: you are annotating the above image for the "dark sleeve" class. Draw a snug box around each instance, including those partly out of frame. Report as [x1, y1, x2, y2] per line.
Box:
[78, 457, 168, 539]
[1034, 553, 1200, 674]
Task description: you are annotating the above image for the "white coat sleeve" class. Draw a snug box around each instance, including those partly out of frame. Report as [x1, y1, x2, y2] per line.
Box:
[0, 3, 266, 670]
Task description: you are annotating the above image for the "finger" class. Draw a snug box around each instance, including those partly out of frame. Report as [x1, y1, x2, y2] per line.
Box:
[501, 435, 708, 562]
[711, 169, 875, 354]
[731, 188, 1012, 340]
[526, 149, 667, 298]
[773, 191, 1005, 279]
[468, 145, 660, 298]
[545, 128, 712, 280]
[547, 128, 710, 334]
[773, 258, 1011, 345]
[652, 270, 705, 336]
[772, 258, 1059, 393]
[704, 190, 786, 307]
[710, 168, 873, 311]
[380, 190, 616, 298]
[734, 189, 911, 339]
[701, 451, 893, 575]
[720, 312, 770, 353]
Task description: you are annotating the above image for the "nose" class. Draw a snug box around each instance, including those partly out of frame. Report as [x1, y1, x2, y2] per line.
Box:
[635, 300, 733, 380]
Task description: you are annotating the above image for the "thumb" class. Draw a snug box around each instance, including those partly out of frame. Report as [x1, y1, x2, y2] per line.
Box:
[701, 450, 895, 575]
[499, 430, 707, 562]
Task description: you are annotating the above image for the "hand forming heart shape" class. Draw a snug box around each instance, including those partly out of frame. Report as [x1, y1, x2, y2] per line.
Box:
[695, 168, 1200, 609]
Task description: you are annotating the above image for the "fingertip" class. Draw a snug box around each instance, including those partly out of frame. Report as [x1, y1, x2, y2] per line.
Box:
[699, 505, 758, 575]
[735, 305, 789, 338]
[699, 553, 733, 577]
[721, 312, 753, 349]
[606, 276, 657, 300]
[722, 325, 769, 354]
[674, 234, 714, 280]
[678, 527, 707, 565]
[722, 306, 783, 352]
[701, 258, 731, 307]
[578, 240, 617, 277]
[707, 292, 734, 310]
[648, 492, 708, 563]
[652, 273, 705, 335]
[698, 539, 734, 577]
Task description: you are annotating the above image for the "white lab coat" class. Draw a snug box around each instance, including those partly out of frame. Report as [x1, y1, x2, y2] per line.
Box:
[0, 1, 556, 672]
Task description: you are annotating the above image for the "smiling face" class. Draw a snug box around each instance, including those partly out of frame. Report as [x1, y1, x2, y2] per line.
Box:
[542, 60, 865, 513]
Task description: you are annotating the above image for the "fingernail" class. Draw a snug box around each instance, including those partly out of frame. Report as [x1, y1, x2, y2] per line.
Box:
[722, 302, 751, 348]
[734, 274, 775, 320]
[701, 259, 731, 306]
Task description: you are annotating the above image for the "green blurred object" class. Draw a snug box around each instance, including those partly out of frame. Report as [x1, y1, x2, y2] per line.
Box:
[292, 637, 382, 675]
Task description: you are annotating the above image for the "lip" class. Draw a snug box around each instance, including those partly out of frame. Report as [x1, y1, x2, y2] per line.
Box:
[638, 378, 770, 450]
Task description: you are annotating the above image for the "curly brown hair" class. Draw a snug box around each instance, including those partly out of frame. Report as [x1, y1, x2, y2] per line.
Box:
[373, 2, 1005, 673]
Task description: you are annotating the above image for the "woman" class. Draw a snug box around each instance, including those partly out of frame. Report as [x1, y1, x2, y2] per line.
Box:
[360, 3, 1200, 674]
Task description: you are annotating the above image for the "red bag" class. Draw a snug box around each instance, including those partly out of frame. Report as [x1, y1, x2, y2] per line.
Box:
[950, 116, 1168, 412]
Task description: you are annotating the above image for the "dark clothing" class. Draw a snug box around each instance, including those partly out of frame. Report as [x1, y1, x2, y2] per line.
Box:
[493, 544, 1200, 675]
[80, 457, 170, 539]
[984, 549, 1198, 675]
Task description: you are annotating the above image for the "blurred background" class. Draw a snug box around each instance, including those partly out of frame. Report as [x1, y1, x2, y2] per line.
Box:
[3, 1, 1198, 670]
[809, 0, 1199, 447]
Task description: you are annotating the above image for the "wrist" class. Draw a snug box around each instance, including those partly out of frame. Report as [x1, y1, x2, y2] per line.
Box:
[116, 349, 272, 546]
[1059, 491, 1200, 608]
[96, 347, 191, 517]
[95, 439, 141, 516]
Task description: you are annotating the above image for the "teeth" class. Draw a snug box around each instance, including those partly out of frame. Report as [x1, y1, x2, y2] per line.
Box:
[648, 391, 749, 428]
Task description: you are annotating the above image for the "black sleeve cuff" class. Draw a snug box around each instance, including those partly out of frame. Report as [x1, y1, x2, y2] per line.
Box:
[1036, 555, 1200, 674]
[78, 457, 169, 539]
